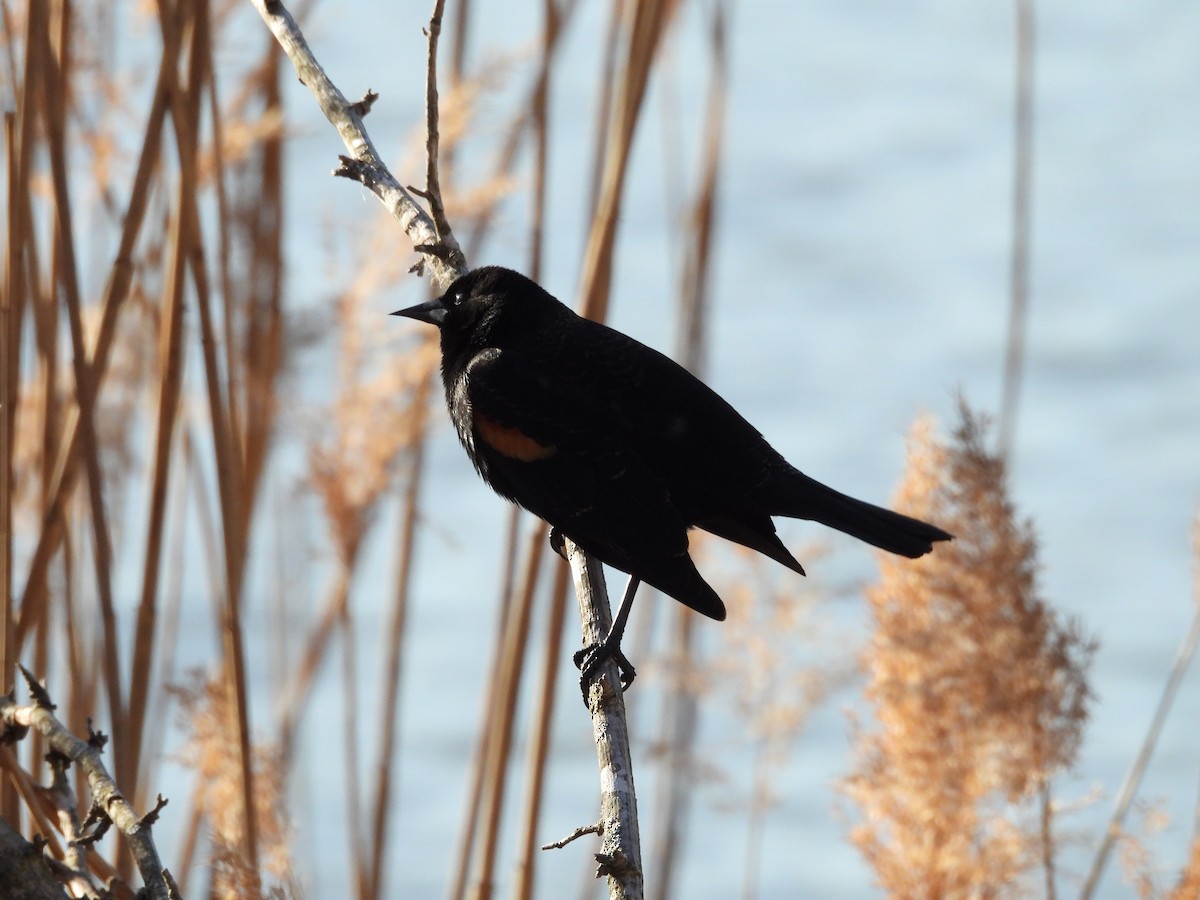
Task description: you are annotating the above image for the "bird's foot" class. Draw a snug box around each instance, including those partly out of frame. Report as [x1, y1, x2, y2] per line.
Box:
[548, 527, 568, 560]
[573, 640, 637, 701]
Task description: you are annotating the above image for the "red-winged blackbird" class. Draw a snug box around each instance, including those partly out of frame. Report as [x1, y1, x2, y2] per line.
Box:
[396, 266, 951, 687]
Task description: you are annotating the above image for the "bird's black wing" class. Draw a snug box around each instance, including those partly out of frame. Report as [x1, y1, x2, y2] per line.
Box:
[461, 346, 725, 619]
[549, 318, 808, 573]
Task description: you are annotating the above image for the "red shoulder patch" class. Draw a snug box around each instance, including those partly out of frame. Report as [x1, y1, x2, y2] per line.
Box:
[475, 413, 556, 461]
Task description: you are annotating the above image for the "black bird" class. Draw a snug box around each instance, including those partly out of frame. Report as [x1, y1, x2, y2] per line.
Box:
[396, 266, 951, 690]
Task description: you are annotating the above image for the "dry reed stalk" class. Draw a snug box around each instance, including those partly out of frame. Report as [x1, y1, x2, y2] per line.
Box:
[471, 526, 548, 898]
[412, 34, 591, 898]
[361, 369, 434, 900]
[676, 3, 725, 377]
[999, 0, 1036, 457]
[450, 576, 519, 900]
[274, 551, 349, 764]
[649, 9, 727, 896]
[1084, 512, 1200, 899]
[647, 605, 696, 900]
[587, 0, 625, 218]
[458, 0, 582, 259]
[124, 132, 189, 811]
[513, 559, 572, 900]
[525, 0, 559, 284]
[138, 447, 192, 797]
[40, 0, 126, 783]
[1, 110, 18, 826]
[577, 0, 679, 324]
[340, 585, 366, 899]
[844, 405, 1093, 897]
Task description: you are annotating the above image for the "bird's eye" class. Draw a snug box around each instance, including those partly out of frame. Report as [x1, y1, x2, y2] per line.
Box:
[452, 291, 466, 306]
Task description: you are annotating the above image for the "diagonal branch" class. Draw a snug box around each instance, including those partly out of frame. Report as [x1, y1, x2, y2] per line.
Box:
[0, 676, 174, 900]
[248, 0, 465, 286]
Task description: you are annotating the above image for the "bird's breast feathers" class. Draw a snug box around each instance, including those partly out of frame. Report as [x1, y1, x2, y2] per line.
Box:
[456, 347, 559, 466]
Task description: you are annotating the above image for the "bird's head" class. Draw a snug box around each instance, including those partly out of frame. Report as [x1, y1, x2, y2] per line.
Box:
[393, 266, 564, 362]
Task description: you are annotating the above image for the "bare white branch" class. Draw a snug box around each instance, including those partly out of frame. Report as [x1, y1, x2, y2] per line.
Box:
[248, 0, 465, 287]
[0, 692, 174, 900]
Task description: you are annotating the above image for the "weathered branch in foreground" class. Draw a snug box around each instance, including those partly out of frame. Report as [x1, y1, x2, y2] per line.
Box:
[248, 0, 465, 287]
[0, 680, 174, 900]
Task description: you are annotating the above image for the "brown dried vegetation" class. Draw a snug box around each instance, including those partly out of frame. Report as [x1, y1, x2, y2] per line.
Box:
[843, 407, 1094, 896]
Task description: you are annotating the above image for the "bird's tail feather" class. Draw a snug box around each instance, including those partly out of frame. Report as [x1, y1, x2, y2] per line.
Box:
[780, 475, 952, 559]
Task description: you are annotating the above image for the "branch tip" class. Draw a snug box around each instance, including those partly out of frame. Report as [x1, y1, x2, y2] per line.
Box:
[139, 794, 170, 829]
[19, 665, 56, 710]
[542, 823, 602, 850]
[87, 717, 109, 750]
[349, 89, 379, 117]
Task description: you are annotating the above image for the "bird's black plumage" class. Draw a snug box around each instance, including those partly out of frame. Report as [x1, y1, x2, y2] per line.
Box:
[396, 266, 951, 622]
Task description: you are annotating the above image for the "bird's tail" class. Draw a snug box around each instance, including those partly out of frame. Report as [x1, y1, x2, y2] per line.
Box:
[778, 474, 952, 558]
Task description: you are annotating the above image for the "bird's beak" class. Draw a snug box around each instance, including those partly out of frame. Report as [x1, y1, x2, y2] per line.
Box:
[392, 295, 448, 326]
